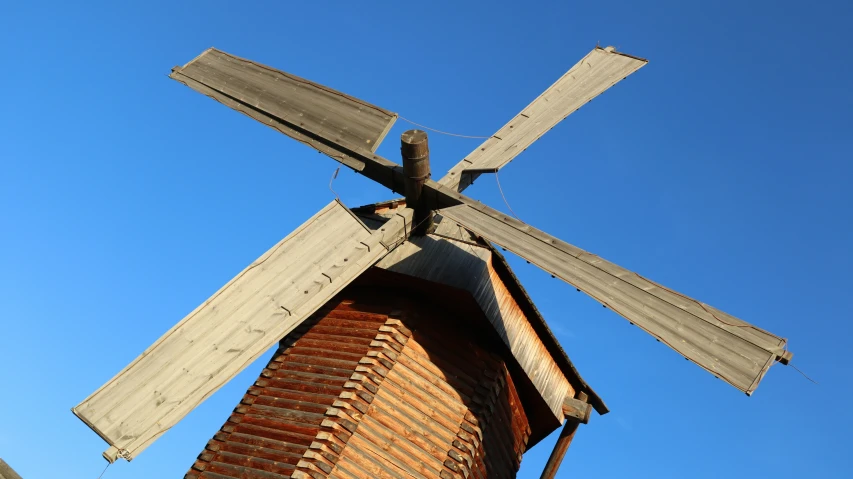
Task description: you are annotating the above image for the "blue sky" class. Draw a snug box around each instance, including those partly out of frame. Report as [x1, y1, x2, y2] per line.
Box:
[1, 1, 851, 477]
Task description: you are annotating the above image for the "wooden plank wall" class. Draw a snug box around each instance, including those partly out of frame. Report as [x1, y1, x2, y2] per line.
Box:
[186, 286, 531, 479]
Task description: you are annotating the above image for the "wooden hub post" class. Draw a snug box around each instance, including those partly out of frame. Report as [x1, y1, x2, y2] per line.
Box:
[400, 129, 434, 235]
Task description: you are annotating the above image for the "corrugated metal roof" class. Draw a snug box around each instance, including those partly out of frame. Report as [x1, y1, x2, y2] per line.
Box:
[73, 201, 414, 461]
[439, 46, 647, 192]
[440, 202, 788, 395]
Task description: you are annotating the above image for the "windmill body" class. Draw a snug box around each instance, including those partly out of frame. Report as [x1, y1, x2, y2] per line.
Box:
[185, 255, 576, 479]
[72, 46, 792, 478]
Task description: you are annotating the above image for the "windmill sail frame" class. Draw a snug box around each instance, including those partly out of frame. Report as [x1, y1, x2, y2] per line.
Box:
[73, 201, 414, 461]
[73, 45, 792, 465]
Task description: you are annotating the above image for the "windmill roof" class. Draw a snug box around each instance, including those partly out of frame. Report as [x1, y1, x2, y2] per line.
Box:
[352, 199, 607, 417]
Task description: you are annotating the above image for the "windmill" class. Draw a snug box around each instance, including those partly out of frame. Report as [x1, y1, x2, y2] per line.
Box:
[73, 46, 792, 478]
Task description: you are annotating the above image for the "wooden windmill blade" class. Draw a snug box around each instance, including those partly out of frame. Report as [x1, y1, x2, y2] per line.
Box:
[169, 48, 398, 174]
[72, 202, 414, 462]
[439, 46, 648, 192]
[72, 44, 795, 476]
[436, 200, 790, 394]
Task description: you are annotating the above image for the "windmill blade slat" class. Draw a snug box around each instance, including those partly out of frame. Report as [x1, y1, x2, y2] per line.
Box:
[438, 203, 788, 394]
[170, 48, 398, 166]
[72, 201, 414, 462]
[440, 47, 647, 192]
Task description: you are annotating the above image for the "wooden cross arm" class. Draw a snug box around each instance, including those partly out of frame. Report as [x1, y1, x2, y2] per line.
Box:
[561, 392, 591, 424]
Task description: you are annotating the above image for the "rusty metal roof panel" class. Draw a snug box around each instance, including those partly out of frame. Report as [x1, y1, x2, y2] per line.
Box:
[72, 201, 413, 461]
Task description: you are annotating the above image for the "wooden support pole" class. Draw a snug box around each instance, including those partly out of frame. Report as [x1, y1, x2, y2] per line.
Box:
[539, 392, 589, 479]
[539, 420, 580, 479]
[400, 129, 433, 235]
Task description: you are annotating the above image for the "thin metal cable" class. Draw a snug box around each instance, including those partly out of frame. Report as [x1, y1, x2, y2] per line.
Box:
[790, 364, 818, 384]
[398, 116, 489, 139]
[494, 170, 524, 223]
[328, 167, 340, 201]
[96, 462, 111, 479]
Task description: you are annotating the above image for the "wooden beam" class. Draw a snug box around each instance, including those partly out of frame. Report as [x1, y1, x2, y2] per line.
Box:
[539, 392, 588, 479]
[561, 395, 591, 424]
[539, 420, 580, 479]
[400, 129, 433, 235]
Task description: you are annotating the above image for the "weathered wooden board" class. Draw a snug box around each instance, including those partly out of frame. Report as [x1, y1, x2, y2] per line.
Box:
[376, 219, 572, 420]
[440, 46, 647, 192]
[170, 48, 397, 171]
[0, 459, 24, 479]
[73, 201, 414, 461]
[561, 396, 591, 424]
[439, 203, 788, 394]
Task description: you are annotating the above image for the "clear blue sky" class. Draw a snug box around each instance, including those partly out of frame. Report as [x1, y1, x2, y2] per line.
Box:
[1, 1, 851, 477]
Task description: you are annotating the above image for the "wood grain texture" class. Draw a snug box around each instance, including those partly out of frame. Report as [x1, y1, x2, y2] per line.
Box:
[561, 396, 591, 424]
[0, 459, 24, 479]
[375, 218, 572, 421]
[73, 202, 414, 461]
[439, 203, 788, 395]
[170, 48, 397, 171]
[538, 418, 580, 479]
[439, 46, 647, 192]
[354, 199, 608, 416]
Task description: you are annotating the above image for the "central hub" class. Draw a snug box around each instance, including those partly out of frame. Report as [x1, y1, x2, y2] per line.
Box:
[400, 129, 434, 234]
